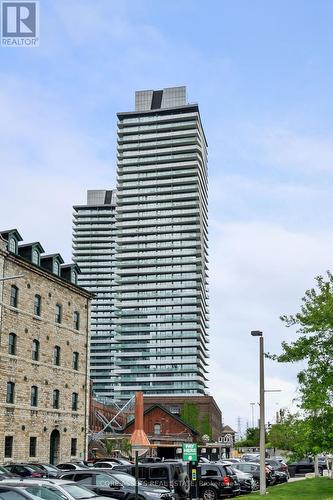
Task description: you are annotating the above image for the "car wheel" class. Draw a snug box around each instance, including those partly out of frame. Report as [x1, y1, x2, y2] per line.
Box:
[202, 487, 217, 500]
[252, 479, 260, 491]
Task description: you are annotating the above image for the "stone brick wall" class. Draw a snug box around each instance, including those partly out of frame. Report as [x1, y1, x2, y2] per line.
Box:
[0, 242, 91, 464]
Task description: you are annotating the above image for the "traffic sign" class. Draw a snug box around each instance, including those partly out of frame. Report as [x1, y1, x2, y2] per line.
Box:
[182, 443, 198, 462]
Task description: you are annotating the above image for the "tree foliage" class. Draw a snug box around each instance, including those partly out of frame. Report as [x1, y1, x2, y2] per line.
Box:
[270, 272, 333, 456]
[236, 427, 261, 447]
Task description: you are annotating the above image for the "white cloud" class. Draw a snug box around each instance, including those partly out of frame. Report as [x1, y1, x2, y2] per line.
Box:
[209, 220, 333, 427]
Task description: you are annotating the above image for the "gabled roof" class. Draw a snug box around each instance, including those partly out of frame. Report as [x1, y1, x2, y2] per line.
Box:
[124, 403, 199, 435]
[18, 242, 45, 253]
[40, 253, 64, 264]
[222, 425, 235, 433]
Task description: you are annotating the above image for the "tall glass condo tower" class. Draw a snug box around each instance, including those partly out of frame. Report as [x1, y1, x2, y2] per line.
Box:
[114, 86, 209, 400]
[73, 190, 117, 400]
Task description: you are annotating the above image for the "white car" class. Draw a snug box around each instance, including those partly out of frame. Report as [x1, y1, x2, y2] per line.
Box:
[0, 479, 111, 500]
[93, 461, 119, 469]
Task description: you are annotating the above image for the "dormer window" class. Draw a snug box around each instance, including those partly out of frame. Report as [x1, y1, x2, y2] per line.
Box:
[32, 249, 40, 265]
[53, 261, 60, 276]
[9, 238, 17, 254]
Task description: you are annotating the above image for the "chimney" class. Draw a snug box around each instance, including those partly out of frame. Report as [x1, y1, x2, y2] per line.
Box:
[130, 392, 150, 448]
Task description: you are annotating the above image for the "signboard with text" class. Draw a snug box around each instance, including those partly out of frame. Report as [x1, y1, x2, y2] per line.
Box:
[182, 443, 198, 462]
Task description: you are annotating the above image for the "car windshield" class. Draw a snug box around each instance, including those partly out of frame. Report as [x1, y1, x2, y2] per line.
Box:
[0, 467, 10, 475]
[111, 473, 139, 486]
[62, 484, 98, 499]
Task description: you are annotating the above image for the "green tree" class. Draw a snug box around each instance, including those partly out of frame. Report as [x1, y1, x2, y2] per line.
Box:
[271, 271, 333, 458]
[236, 427, 261, 447]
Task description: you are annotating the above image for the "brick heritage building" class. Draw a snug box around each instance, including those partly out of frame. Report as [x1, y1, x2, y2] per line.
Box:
[144, 395, 223, 441]
[125, 403, 198, 445]
[0, 230, 92, 464]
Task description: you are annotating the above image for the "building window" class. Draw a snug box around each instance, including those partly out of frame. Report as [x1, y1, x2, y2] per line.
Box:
[55, 304, 62, 324]
[32, 249, 39, 265]
[8, 333, 17, 355]
[4, 436, 13, 458]
[34, 294, 42, 316]
[71, 392, 78, 411]
[32, 339, 40, 361]
[9, 238, 16, 253]
[73, 311, 80, 330]
[6, 382, 15, 404]
[72, 352, 79, 371]
[71, 270, 77, 285]
[10, 285, 18, 308]
[31, 386, 38, 407]
[154, 423, 161, 435]
[29, 437, 37, 457]
[71, 438, 77, 456]
[53, 389, 60, 409]
[53, 261, 60, 276]
[53, 346, 61, 366]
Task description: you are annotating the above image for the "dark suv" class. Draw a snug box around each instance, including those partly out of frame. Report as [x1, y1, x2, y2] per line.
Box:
[198, 463, 240, 499]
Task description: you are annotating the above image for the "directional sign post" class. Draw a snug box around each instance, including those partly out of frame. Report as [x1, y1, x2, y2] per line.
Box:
[182, 443, 198, 462]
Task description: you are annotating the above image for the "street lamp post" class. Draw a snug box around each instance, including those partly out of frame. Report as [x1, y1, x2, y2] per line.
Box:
[251, 330, 266, 496]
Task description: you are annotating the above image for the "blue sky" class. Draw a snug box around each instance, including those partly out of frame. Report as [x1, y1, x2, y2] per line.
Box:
[2, 0, 333, 432]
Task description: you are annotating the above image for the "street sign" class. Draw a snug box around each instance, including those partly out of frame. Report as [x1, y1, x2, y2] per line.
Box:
[182, 443, 198, 462]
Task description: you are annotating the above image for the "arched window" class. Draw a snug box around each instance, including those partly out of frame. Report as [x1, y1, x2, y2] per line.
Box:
[34, 294, 41, 316]
[154, 423, 161, 435]
[72, 352, 79, 371]
[32, 249, 40, 265]
[32, 340, 40, 361]
[53, 346, 61, 366]
[6, 382, 15, 404]
[9, 238, 16, 253]
[8, 333, 17, 355]
[53, 261, 60, 276]
[31, 386, 38, 407]
[55, 304, 62, 324]
[53, 389, 60, 409]
[71, 392, 78, 411]
[73, 311, 80, 331]
[10, 285, 18, 308]
[71, 270, 77, 285]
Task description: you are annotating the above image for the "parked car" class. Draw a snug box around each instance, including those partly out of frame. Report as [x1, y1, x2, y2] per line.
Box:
[94, 461, 119, 469]
[288, 458, 324, 475]
[231, 469, 254, 493]
[241, 454, 260, 462]
[29, 463, 60, 478]
[3, 464, 46, 478]
[58, 469, 175, 500]
[232, 462, 273, 489]
[0, 479, 113, 499]
[0, 485, 37, 499]
[0, 465, 18, 478]
[217, 462, 254, 493]
[113, 462, 190, 499]
[198, 463, 241, 499]
[56, 462, 89, 470]
[264, 459, 289, 477]
[95, 458, 132, 466]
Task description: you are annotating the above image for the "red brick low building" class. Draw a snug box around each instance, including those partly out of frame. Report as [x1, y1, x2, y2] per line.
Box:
[125, 404, 198, 445]
[143, 395, 222, 441]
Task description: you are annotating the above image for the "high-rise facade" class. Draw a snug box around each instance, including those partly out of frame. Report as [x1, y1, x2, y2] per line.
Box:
[72, 190, 117, 399]
[113, 86, 209, 400]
